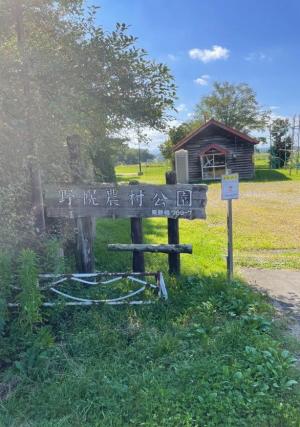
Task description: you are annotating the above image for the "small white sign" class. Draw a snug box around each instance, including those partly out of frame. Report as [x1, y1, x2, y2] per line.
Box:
[221, 173, 239, 200]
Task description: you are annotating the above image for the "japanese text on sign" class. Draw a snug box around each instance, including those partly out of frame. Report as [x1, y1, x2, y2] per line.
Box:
[46, 184, 207, 220]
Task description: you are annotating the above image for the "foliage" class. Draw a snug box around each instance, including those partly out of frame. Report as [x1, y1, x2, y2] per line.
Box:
[18, 249, 42, 330]
[0, 164, 300, 423]
[195, 81, 270, 133]
[270, 118, 293, 168]
[160, 121, 199, 160]
[40, 238, 65, 275]
[0, 0, 176, 246]
[1, 277, 300, 426]
[160, 81, 270, 161]
[0, 253, 12, 335]
[0, 184, 35, 253]
[115, 146, 155, 165]
[0, 240, 66, 370]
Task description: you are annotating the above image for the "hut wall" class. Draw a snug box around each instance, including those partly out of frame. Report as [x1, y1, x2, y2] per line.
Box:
[184, 136, 255, 182]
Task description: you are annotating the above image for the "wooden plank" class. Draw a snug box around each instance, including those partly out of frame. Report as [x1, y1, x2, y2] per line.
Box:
[44, 183, 207, 220]
[166, 171, 180, 275]
[67, 135, 94, 273]
[108, 244, 192, 254]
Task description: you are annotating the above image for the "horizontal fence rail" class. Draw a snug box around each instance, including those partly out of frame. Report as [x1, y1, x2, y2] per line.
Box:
[8, 271, 168, 308]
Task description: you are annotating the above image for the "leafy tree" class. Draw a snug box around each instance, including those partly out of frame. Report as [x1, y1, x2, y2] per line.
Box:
[116, 147, 155, 164]
[0, 0, 176, 246]
[160, 81, 269, 161]
[160, 121, 199, 160]
[195, 82, 270, 133]
[270, 118, 292, 168]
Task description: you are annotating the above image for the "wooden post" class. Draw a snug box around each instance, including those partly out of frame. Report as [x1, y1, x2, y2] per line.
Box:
[129, 181, 145, 272]
[67, 135, 95, 273]
[166, 171, 180, 275]
[227, 199, 233, 282]
[130, 217, 145, 272]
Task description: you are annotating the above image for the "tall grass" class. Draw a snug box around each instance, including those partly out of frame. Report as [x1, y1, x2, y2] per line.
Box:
[0, 162, 300, 425]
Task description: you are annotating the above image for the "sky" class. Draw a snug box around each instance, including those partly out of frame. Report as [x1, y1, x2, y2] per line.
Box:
[89, 0, 300, 151]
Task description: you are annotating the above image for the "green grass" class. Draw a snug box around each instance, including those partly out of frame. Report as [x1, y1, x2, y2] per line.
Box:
[1, 276, 300, 426]
[1, 158, 300, 426]
[114, 157, 300, 271]
[116, 162, 170, 184]
[254, 152, 300, 182]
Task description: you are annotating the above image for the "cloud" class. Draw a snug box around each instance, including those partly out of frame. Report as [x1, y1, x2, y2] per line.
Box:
[245, 51, 272, 62]
[194, 74, 210, 86]
[176, 103, 187, 112]
[189, 45, 229, 63]
[167, 53, 179, 61]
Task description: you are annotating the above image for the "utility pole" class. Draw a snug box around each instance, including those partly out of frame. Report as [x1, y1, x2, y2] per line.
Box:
[136, 129, 144, 176]
[14, 0, 45, 234]
[297, 115, 300, 174]
[138, 139, 142, 175]
[289, 115, 296, 175]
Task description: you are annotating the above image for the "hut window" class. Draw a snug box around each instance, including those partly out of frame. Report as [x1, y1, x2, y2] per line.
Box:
[200, 147, 227, 180]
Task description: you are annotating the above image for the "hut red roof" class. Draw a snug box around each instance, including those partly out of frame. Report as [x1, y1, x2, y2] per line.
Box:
[173, 118, 259, 151]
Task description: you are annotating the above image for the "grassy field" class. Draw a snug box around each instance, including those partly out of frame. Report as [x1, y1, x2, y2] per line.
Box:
[114, 155, 300, 271]
[1, 155, 300, 426]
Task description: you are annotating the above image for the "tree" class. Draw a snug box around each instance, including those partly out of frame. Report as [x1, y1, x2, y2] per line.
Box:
[0, 0, 176, 247]
[270, 118, 292, 168]
[160, 121, 199, 160]
[195, 82, 269, 133]
[115, 147, 154, 164]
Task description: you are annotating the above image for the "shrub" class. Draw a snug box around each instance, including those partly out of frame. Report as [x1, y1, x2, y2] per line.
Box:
[0, 252, 13, 335]
[18, 249, 42, 331]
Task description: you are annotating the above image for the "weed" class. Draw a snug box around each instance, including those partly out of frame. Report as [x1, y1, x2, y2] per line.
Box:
[18, 249, 42, 331]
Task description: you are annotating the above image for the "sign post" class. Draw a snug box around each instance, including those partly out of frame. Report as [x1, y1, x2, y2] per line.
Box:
[221, 173, 239, 283]
[44, 184, 207, 220]
[44, 183, 208, 274]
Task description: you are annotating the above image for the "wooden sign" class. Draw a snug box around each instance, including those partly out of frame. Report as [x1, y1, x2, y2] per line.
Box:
[45, 184, 207, 220]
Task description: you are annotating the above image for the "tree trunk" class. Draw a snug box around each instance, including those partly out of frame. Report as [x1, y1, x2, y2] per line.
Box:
[14, 0, 45, 234]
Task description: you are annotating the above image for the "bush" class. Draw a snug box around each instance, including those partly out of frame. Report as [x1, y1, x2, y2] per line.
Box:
[0, 252, 12, 335]
[18, 249, 42, 331]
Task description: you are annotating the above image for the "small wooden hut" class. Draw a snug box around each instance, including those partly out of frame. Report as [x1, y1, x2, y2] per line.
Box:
[173, 118, 259, 181]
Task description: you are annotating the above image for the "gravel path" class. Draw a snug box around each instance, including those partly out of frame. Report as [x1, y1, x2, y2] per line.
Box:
[241, 267, 300, 340]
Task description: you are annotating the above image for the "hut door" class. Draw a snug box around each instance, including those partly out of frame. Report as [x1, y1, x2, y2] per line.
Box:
[200, 146, 227, 180]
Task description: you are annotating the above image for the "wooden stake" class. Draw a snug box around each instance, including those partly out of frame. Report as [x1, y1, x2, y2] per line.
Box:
[166, 171, 180, 275]
[130, 218, 145, 272]
[129, 181, 145, 272]
[227, 199, 233, 282]
[67, 135, 94, 273]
